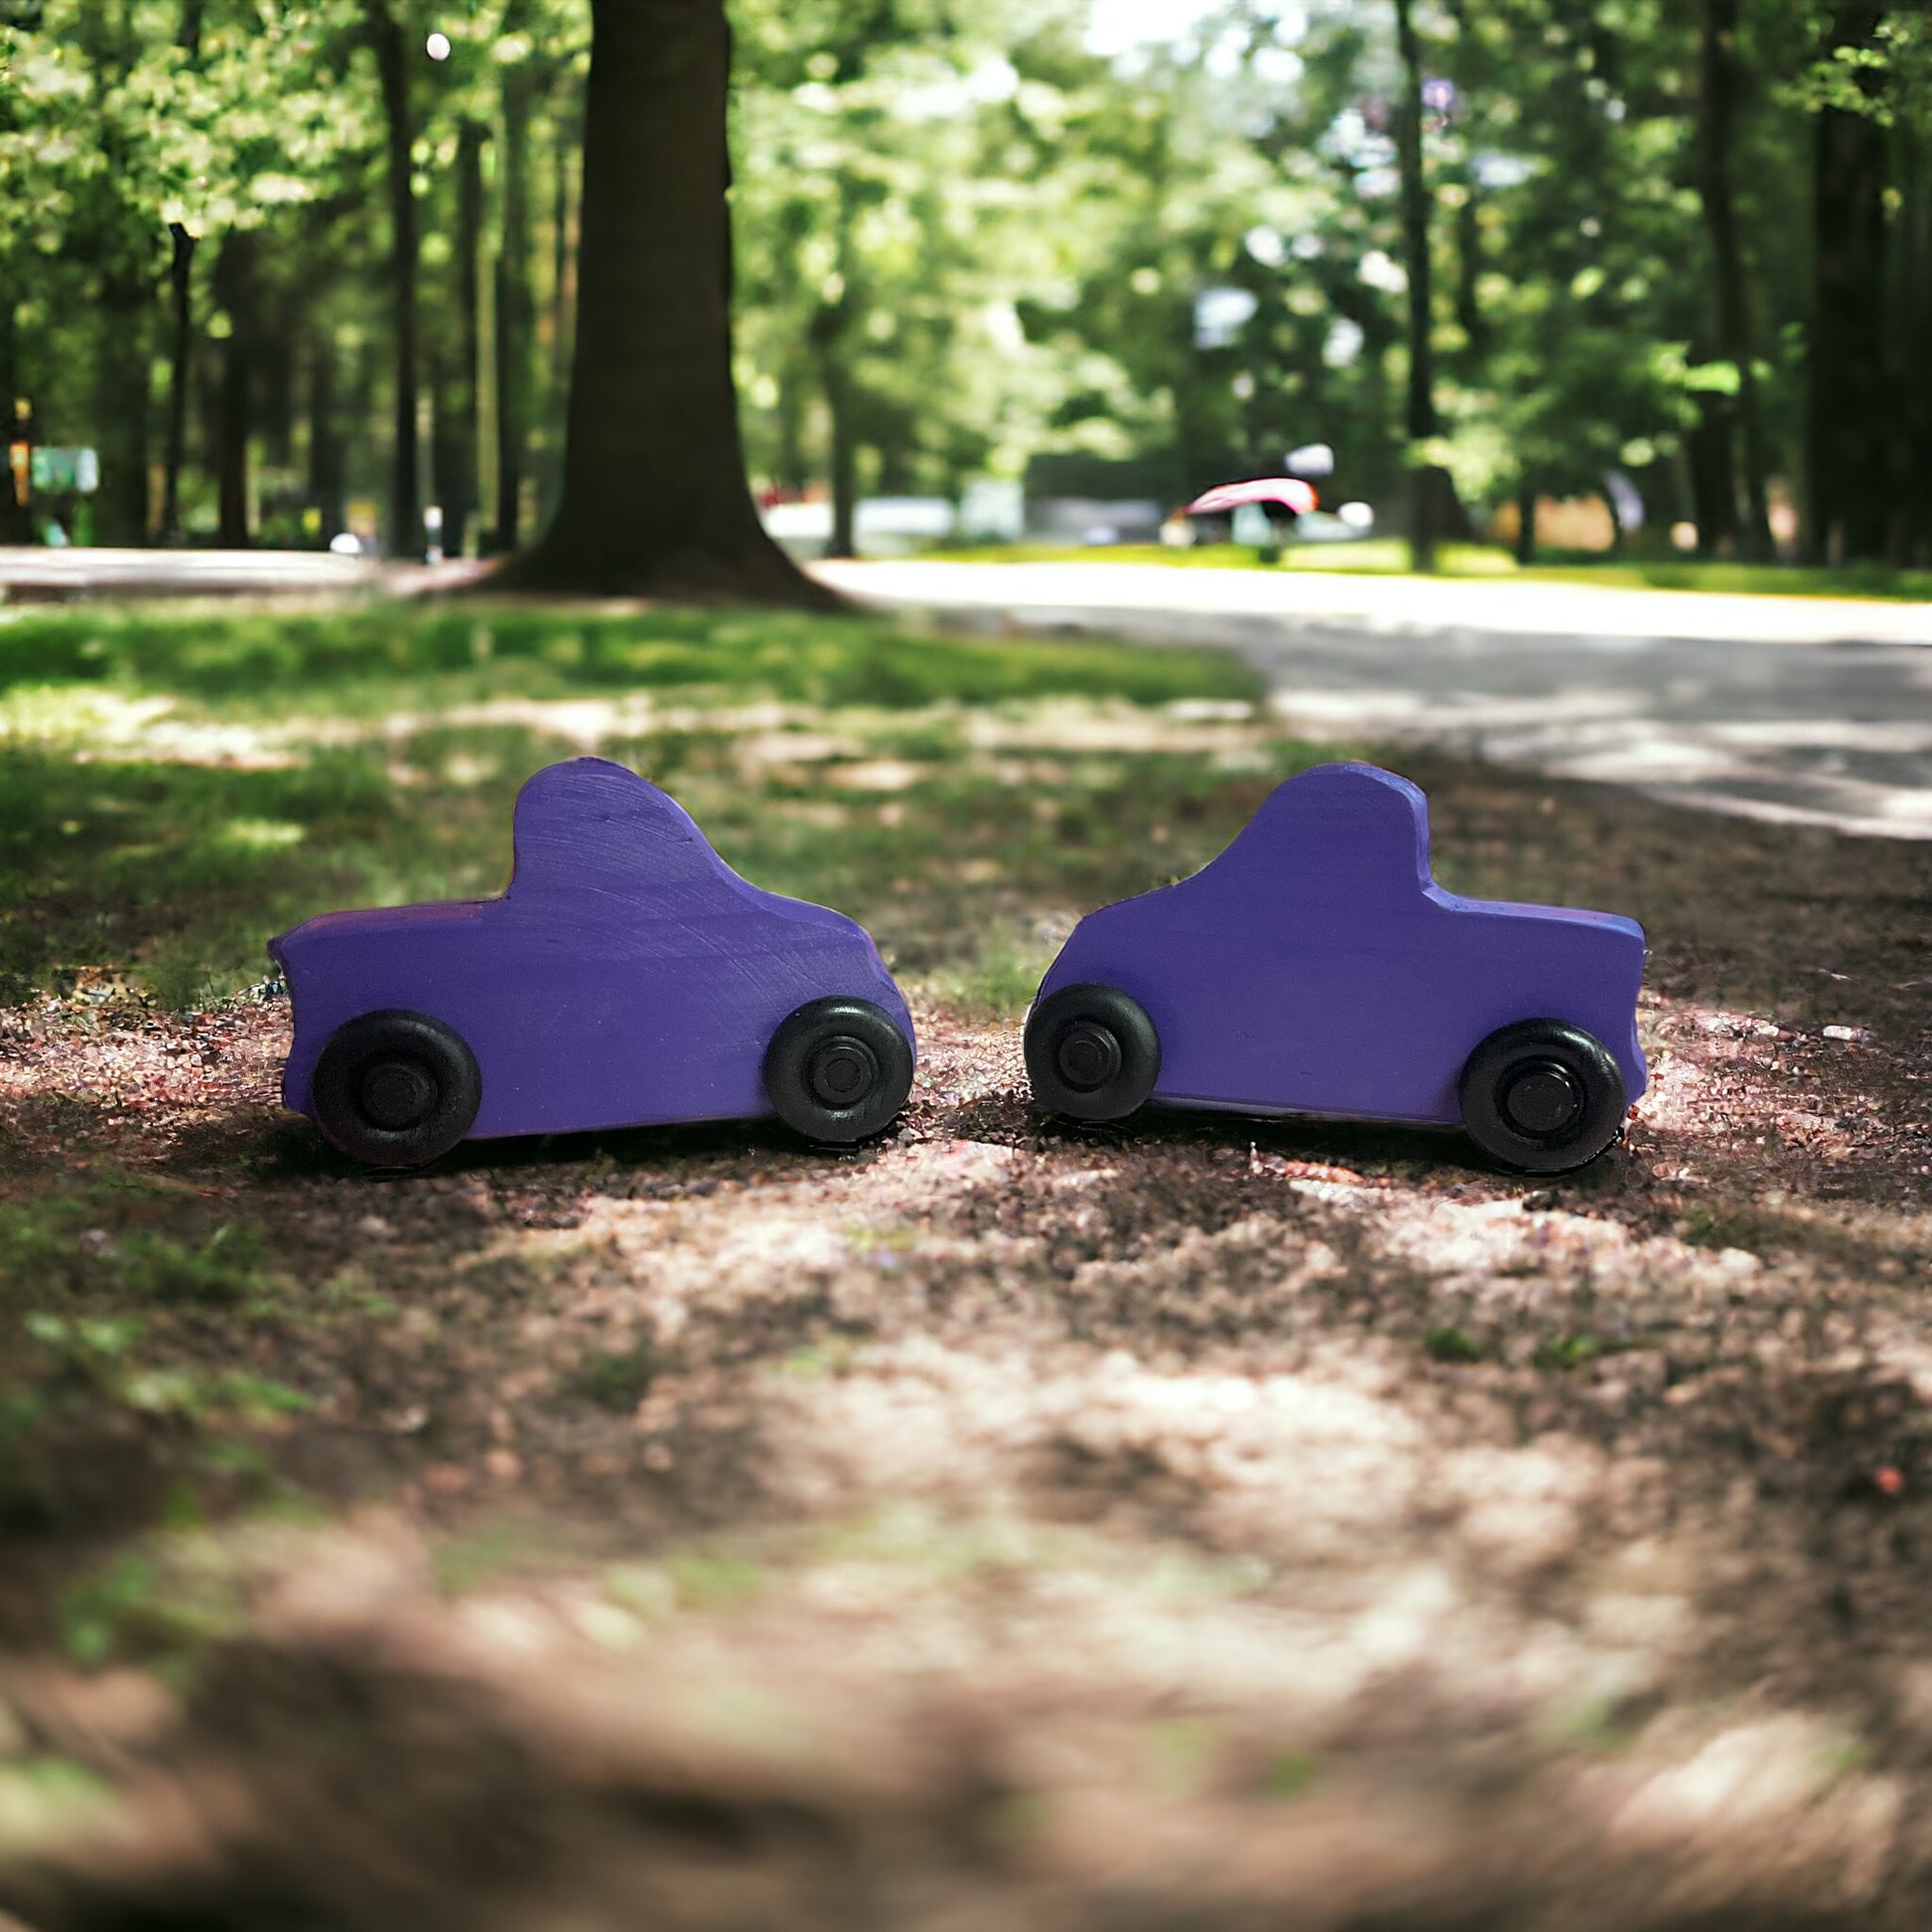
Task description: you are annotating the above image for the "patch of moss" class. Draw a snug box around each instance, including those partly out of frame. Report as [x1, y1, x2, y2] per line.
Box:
[1535, 1333, 1601, 1371]
[1425, 1325, 1483, 1363]
[577, 1338, 657, 1413]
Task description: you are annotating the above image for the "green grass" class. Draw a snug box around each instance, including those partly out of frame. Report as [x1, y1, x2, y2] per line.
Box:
[1515, 558, 1932, 601]
[0, 601, 1275, 1008]
[0, 1171, 320, 1535]
[0, 602, 1260, 708]
[931, 539, 1510, 576]
[0, 724, 1341, 1010]
[0, 597, 1336, 1540]
[928, 542, 1932, 601]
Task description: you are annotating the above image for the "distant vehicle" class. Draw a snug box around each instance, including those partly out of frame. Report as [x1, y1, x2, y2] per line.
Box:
[1293, 504, 1377, 543]
[1024, 762, 1646, 1173]
[273, 759, 916, 1167]
[1165, 476, 1318, 548]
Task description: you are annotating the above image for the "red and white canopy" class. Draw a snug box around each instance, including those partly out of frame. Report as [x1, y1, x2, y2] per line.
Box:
[1183, 477, 1318, 517]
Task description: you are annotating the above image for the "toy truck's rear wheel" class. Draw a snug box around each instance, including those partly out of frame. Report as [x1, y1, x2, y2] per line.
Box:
[312, 1010, 483, 1169]
[1025, 983, 1161, 1122]
[764, 998, 914, 1144]
[1458, 1020, 1626, 1173]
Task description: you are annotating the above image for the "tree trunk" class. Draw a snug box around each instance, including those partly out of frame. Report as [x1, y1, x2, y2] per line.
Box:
[1452, 183, 1485, 367]
[491, 28, 535, 552]
[1696, 0, 1773, 562]
[1805, 2, 1890, 565]
[158, 223, 197, 544]
[438, 118, 486, 560]
[1513, 483, 1536, 566]
[1892, 116, 1929, 564]
[1393, 0, 1441, 573]
[308, 332, 345, 546]
[815, 171, 862, 561]
[92, 280, 152, 544]
[1688, 400, 1740, 558]
[540, 97, 579, 527]
[261, 295, 297, 470]
[0, 298, 30, 546]
[370, 0, 422, 560]
[157, 0, 205, 544]
[491, 0, 827, 601]
[211, 232, 255, 548]
[824, 349, 857, 560]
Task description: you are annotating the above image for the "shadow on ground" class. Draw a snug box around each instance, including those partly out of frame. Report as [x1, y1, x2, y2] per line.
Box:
[0, 754, 1928, 1930]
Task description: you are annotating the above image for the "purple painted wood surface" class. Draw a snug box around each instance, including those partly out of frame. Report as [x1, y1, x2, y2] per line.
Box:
[1035, 762, 1646, 1125]
[271, 758, 914, 1139]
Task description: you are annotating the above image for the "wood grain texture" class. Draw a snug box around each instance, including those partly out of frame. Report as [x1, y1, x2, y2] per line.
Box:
[1034, 762, 1646, 1126]
[272, 758, 914, 1142]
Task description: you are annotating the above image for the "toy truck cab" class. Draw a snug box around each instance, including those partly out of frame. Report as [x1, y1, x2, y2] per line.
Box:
[272, 758, 915, 1166]
[1025, 762, 1645, 1173]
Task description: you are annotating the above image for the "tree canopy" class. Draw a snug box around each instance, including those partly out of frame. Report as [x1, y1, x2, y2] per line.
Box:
[1, 0, 1928, 572]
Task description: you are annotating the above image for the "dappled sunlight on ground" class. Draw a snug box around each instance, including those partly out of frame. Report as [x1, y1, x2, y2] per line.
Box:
[2, 950, 1930, 1924]
[0, 653, 1928, 1925]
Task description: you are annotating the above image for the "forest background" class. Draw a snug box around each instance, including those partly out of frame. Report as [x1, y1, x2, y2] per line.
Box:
[1, 0, 1930, 579]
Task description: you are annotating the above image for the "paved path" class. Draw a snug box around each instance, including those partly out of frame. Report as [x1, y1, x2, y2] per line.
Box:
[0, 545, 483, 602]
[818, 560, 1932, 840]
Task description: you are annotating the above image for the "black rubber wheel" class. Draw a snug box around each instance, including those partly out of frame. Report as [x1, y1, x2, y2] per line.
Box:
[1458, 1019, 1627, 1173]
[1025, 982, 1161, 1122]
[763, 998, 914, 1144]
[311, 1009, 483, 1169]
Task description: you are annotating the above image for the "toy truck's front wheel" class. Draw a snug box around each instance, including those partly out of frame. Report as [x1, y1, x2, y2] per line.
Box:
[764, 998, 914, 1144]
[312, 1010, 483, 1169]
[1458, 1020, 1626, 1173]
[1025, 983, 1162, 1122]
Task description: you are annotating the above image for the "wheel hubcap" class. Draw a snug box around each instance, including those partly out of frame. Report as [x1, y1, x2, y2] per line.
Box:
[1501, 1060, 1584, 1138]
[808, 1035, 878, 1108]
[1055, 1021, 1122, 1093]
[360, 1057, 437, 1131]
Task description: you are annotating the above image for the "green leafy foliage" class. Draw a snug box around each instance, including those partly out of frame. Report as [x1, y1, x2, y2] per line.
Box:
[6, 0, 1932, 565]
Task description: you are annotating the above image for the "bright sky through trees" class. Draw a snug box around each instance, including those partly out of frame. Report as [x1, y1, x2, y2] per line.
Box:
[1083, 0, 1231, 56]
[2, 0, 1926, 572]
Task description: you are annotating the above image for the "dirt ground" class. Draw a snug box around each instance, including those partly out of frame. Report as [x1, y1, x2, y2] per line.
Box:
[0, 750, 1928, 1932]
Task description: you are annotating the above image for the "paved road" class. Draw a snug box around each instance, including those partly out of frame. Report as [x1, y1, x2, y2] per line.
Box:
[0, 545, 481, 602]
[818, 560, 1932, 840]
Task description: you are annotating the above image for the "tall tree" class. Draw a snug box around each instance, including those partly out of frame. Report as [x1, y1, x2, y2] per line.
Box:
[432, 116, 486, 558]
[1696, 0, 1773, 560]
[1806, 3, 1892, 563]
[493, 0, 822, 601]
[210, 230, 256, 546]
[368, 0, 423, 560]
[1392, 0, 1449, 571]
[491, 3, 537, 551]
[0, 303, 28, 546]
[156, 0, 206, 544]
[810, 172, 861, 559]
[1896, 25, 1932, 563]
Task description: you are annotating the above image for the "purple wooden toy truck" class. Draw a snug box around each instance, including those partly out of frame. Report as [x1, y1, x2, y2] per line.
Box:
[271, 758, 915, 1168]
[1024, 762, 1645, 1173]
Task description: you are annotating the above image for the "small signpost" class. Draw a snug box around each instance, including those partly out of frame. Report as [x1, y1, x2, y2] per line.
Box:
[29, 447, 99, 495]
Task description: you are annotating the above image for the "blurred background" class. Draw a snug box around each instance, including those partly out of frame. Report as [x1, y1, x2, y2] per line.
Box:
[5, 12, 1932, 1931]
[2, 0, 1928, 585]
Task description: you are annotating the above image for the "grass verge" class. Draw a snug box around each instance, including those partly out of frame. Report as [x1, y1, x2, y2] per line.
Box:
[927, 541, 1932, 601]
